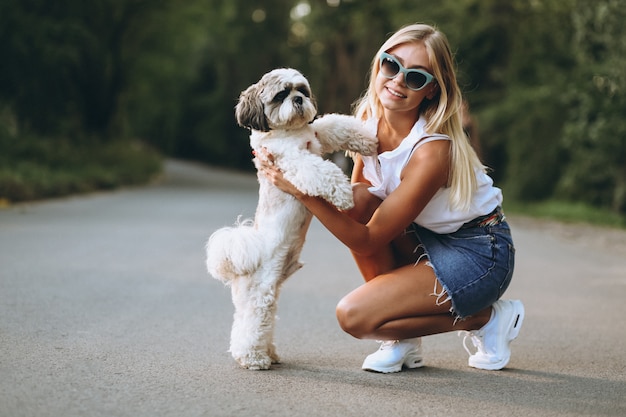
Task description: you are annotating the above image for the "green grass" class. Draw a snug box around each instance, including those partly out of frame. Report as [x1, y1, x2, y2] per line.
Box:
[0, 132, 162, 204]
[505, 199, 626, 229]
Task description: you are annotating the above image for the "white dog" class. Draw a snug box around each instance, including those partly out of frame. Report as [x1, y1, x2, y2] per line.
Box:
[205, 68, 377, 370]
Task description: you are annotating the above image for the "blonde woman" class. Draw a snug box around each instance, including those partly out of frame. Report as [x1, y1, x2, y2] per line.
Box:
[262, 23, 524, 373]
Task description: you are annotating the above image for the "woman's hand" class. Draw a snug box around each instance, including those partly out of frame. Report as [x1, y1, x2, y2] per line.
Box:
[256, 148, 305, 199]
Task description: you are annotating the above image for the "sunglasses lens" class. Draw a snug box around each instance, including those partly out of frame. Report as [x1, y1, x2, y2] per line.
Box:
[380, 53, 432, 91]
[406, 72, 428, 90]
[380, 57, 400, 78]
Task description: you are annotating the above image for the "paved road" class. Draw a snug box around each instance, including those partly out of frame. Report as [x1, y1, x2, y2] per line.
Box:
[1, 160, 625, 417]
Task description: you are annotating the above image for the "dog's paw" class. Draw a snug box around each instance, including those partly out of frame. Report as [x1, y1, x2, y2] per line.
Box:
[349, 131, 378, 156]
[283, 156, 355, 211]
[268, 346, 281, 364]
[325, 181, 354, 211]
[332, 195, 355, 211]
[234, 352, 274, 370]
[312, 114, 378, 156]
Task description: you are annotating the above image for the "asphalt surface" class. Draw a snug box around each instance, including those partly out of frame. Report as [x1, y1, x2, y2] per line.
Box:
[1, 159, 625, 417]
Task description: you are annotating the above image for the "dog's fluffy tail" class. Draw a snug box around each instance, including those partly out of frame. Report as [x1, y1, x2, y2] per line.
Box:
[206, 217, 265, 283]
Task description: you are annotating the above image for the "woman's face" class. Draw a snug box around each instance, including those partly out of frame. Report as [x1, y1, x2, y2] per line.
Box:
[375, 42, 436, 116]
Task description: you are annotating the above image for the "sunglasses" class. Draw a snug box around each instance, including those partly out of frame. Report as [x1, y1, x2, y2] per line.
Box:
[379, 52, 435, 91]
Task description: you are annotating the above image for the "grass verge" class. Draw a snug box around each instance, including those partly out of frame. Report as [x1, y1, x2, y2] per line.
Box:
[2, 130, 624, 230]
[0, 132, 162, 204]
[505, 199, 626, 229]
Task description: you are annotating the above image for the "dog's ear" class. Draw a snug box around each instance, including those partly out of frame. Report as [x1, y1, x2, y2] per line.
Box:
[235, 83, 270, 132]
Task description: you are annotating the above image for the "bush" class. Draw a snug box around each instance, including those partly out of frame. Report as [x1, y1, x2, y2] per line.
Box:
[0, 129, 162, 203]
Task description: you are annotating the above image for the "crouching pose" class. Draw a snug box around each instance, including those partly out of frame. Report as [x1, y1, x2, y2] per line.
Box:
[260, 23, 524, 373]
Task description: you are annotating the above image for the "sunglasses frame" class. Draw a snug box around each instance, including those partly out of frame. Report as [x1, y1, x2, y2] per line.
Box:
[379, 52, 435, 91]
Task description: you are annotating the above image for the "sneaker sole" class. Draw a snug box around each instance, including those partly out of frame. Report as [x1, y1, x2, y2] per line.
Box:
[469, 300, 525, 370]
[362, 352, 424, 373]
[404, 352, 425, 369]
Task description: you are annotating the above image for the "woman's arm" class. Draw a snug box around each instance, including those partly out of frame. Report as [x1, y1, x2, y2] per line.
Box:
[262, 140, 450, 256]
[350, 154, 370, 185]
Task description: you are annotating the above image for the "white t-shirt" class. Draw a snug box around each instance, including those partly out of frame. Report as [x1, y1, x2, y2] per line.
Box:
[361, 117, 502, 234]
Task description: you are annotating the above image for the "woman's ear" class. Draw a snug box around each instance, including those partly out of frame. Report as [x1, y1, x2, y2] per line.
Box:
[427, 83, 439, 100]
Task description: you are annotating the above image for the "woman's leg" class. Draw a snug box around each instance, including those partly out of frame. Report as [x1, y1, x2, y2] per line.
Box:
[344, 184, 491, 340]
[336, 261, 492, 340]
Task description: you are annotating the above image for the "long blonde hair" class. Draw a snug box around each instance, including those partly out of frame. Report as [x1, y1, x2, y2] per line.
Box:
[353, 23, 485, 211]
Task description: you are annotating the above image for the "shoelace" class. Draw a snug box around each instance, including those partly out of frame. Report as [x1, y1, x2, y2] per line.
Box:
[459, 331, 486, 356]
[377, 340, 399, 350]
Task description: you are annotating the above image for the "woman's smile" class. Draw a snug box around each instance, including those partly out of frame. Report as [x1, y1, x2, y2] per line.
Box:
[384, 85, 407, 99]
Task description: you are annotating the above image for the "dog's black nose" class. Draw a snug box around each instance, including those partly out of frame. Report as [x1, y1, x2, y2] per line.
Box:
[294, 96, 303, 105]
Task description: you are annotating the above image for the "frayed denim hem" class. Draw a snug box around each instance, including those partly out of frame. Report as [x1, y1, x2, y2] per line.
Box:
[407, 221, 515, 321]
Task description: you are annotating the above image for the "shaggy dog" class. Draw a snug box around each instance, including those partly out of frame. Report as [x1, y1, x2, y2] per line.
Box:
[205, 68, 377, 369]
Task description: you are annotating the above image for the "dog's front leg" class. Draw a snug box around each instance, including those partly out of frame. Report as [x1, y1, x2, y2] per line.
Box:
[312, 114, 378, 156]
[280, 153, 354, 211]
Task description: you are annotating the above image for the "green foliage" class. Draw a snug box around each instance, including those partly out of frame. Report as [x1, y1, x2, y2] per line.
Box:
[1, 0, 125, 137]
[122, 0, 215, 151]
[444, 0, 576, 196]
[0, 0, 625, 217]
[0, 0, 212, 142]
[0, 128, 161, 202]
[175, 0, 296, 169]
[557, 0, 626, 213]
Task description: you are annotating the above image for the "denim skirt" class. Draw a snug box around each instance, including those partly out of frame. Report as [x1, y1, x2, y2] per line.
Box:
[412, 219, 515, 319]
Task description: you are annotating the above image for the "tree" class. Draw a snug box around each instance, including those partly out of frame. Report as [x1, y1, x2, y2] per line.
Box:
[0, 0, 212, 143]
[2, 0, 624, 215]
[174, 0, 296, 168]
[558, 0, 626, 213]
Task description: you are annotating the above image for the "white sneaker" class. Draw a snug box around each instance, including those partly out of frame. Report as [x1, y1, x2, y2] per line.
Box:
[362, 338, 424, 373]
[461, 299, 525, 370]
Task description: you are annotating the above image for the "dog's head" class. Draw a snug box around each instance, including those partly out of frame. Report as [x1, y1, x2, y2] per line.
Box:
[235, 68, 318, 132]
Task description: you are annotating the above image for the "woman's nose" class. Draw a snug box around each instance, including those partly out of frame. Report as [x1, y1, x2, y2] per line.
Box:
[392, 71, 405, 87]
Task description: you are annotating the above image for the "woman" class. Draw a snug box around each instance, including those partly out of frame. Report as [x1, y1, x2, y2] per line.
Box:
[262, 23, 524, 373]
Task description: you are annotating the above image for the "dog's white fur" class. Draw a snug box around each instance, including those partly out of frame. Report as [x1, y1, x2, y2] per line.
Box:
[205, 68, 377, 370]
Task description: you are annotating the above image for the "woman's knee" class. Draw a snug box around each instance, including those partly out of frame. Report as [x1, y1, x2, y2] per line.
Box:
[335, 295, 371, 339]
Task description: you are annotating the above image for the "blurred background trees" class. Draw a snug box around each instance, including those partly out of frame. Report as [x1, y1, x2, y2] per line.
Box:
[1, 0, 624, 214]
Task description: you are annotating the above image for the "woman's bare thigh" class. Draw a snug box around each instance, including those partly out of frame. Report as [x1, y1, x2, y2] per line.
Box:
[336, 261, 453, 335]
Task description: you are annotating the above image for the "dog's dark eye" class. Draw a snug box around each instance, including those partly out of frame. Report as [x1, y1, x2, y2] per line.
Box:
[297, 86, 311, 98]
[273, 90, 289, 102]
